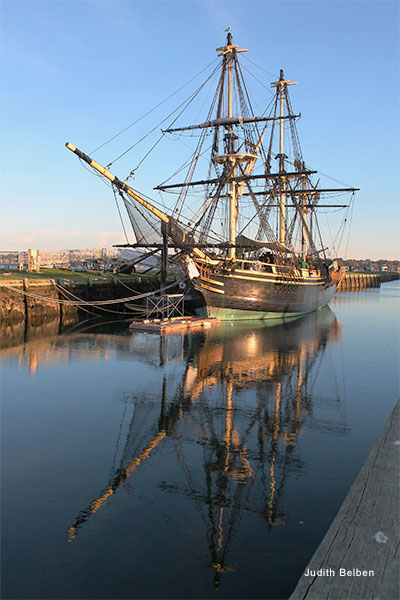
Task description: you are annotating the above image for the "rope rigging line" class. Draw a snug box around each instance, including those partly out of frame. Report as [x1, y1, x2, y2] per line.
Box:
[157, 141, 214, 189]
[235, 59, 270, 165]
[343, 194, 355, 259]
[89, 58, 219, 155]
[239, 62, 277, 98]
[132, 68, 218, 176]
[113, 187, 131, 244]
[79, 159, 113, 188]
[241, 55, 279, 82]
[173, 81, 220, 221]
[306, 166, 356, 190]
[108, 64, 221, 170]
[284, 91, 303, 166]
[332, 201, 352, 254]
[323, 209, 344, 258]
[314, 214, 327, 263]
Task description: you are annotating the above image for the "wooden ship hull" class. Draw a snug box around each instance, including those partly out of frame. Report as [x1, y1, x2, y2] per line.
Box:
[189, 259, 336, 320]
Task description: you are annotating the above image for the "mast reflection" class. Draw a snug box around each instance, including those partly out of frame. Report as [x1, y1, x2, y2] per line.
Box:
[67, 308, 343, 587]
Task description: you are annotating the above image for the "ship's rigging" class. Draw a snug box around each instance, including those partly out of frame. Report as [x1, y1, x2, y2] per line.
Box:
[68, 31, 356, 261]
[66, 30, 358, 320]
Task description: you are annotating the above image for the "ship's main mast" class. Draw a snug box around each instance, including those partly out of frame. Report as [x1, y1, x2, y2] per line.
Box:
[215, 31, 249, 259]
[271, 70, 297, 246]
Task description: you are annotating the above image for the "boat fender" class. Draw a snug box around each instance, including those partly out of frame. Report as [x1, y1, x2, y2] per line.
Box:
[179, 281, 187, 290]
[186, 259, 200, 279]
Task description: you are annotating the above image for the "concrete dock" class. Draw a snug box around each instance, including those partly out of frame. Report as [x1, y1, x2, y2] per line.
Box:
[290, 399, 399, 600]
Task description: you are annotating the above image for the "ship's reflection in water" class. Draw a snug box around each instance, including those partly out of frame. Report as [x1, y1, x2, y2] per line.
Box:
[3, 285, 399, 600]
[60, 307, 344, 591]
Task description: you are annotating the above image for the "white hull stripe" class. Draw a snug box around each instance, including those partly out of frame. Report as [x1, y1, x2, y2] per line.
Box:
[224, 273, 326, 286]
[199, 282, 225, 294]
[200, 276, 224, 287]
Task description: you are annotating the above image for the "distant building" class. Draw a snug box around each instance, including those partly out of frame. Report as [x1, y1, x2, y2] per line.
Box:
[27, 249, 40, 272]
[39, 250, 70, 268]
[0, 248, 121, 270]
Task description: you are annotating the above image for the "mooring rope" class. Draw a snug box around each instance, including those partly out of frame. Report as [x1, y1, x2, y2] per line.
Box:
[1, 278, 184, 307]
[55, 281, 98, 316]
[55, 281, 129, 315]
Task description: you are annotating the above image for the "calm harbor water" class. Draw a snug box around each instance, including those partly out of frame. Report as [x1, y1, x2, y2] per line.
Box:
[1, 281, 399, 599]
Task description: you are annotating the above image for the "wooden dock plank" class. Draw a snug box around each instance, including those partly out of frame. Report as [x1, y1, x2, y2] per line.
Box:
[289, 400, 399, 600]
[129, 316, 220, 334]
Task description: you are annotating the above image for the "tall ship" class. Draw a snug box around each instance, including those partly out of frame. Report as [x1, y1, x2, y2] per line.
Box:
[66, 31, 358, 320]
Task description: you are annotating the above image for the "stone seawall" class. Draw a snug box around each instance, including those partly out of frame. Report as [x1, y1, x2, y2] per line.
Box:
[337, 273, 381, 291]
[337, 271, 399, 291]
[380, 271, 400, 283]
[0, 276, 158, 325]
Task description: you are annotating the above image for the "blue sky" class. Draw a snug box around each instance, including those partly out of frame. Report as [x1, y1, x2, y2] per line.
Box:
[1, 0, 399, 259]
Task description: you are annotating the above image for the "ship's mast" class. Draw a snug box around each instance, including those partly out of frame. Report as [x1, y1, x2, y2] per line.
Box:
[302, 176, 307, 261]
[271, 70, 297, 245]
[227, 35, 236, 260]
[216, 31, 248, 259]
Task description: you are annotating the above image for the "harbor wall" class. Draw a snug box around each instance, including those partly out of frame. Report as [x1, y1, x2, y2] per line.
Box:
[0, 276, 158, 325]
[336, 271, 399, 291]
[337, 272, 381, 291]
[379, 271, 400, 283]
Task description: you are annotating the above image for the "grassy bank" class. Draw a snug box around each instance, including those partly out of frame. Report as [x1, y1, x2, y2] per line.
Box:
[0, 268, 156, 282]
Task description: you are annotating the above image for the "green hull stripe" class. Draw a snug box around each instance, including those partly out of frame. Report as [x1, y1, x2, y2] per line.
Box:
[195, 305, 328, 321]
